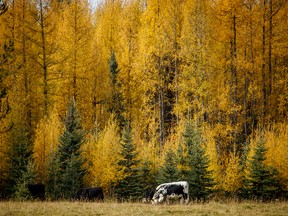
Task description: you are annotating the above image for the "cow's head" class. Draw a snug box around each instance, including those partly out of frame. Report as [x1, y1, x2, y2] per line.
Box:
[0, 0, 8, 16]
[152, 193, 164, 204]
[151, 188, 166, 204]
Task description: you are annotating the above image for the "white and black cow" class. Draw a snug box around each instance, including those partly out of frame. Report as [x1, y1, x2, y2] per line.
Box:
[152, 181, 189, 204]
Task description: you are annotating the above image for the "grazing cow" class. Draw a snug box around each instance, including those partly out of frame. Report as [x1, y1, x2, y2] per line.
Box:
[27, 184, 45, 201]
[142, 188, 155, 203]
[152, 181, 189, 204]
[76, 187, 104, 201]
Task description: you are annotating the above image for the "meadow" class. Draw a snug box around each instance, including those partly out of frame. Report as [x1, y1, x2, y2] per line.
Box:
[0, 201, 287, 216]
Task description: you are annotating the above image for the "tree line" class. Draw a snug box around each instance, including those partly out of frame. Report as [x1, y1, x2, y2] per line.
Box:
[0, 0, 287, 201]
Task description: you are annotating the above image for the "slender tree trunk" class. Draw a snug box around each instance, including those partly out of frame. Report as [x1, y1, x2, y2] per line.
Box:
[39, 0, 48, 115]
[21, 0, 32, 128]
[127, 10, 132, 124]
[172, 0, 180, 126]
[92, 78, 97, 124]
[268, 0, 273, 121]
[231, 14, 237, 127]
[261, 0, 267, 125]
[73, 1, 78, 101]
[156, 0, 164, 147]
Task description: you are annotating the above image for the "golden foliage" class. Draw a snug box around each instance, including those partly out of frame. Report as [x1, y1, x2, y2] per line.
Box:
[203, 126, 223, 191]
[0, 0, 287, 194]
[33, 107, 63, 183]
[84, 116, 123, 195]
[263, 124, 288, 190]
[222, 148, 243, 193]
[246, 125, 288, 190]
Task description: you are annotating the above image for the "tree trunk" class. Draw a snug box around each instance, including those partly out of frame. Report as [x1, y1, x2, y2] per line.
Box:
[261, 0, 267, 125]
[39, 0, 48, 115]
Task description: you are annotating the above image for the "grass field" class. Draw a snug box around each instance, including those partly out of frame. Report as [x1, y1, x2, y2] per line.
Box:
[0, 201, 287, 216]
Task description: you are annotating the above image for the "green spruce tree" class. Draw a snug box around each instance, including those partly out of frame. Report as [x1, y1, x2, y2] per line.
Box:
[243, 138, 280, 201]
[109, 51, 125, 129]
[6, 126, 32, 198]
[47, 152, 62, 200]
[56, 99, 86, 199]
[183, 122, 213, 201]
[115, 126, 142, 201]
[157, 149, 179, 184]
[13, 161, 35, 201]
[177, 142, 189, 180]
[139, 160, 157, 191]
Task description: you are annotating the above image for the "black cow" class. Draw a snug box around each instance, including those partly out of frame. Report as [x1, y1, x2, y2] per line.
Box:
[152, 181, 189, 204]
[76, 187, 104, 201]
[27, 184, 45, 201]
[142, 188, 155, 203]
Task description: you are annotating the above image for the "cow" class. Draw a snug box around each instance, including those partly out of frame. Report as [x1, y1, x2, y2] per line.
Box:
[142, 188, 155, 203]
[0, 0, 8, 16]
[152, 181, 189, 204]
[27, 184, 45, 201]
[75, 187, 104, 201]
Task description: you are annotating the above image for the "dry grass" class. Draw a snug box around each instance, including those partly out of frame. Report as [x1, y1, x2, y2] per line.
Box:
[0, 201, 287, 216]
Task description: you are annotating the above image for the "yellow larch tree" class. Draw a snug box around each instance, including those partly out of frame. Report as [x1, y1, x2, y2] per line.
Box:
[27, 0, 60, 117]
[85, 116, 123, 195]
[203, 126, 224, 191]
[56, 0, 94, 129]
[117, 0, 142, 125]
[88, 0, 123, 129]
[0, 0, 43, 186]
[33, 106, 63, 183]
[264, 124, 288, 190]
[222, 147, 243, 195]
[178, 0, 212, 124]
[137, 0, 184, 148]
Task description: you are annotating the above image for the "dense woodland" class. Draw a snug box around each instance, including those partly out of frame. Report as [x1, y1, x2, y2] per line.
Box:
[0, 0, 287, 201]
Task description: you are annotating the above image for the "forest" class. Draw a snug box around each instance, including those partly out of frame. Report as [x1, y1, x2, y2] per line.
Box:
[0, 0, 287, 201]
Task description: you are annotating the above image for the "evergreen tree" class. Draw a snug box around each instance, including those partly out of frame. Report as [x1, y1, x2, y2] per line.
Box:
[115, 126, 142, 201]
[109, 51, 119, 86]
[109, 51, 125, 129]
[13, 161, 35, 201]
[157, 149, 179, 184]
[46, 152, 62, 200]
[56, 99, 86, 199]
[6, 126, 32, 198]
[177, 142, 189, 180]
[243, 138, 281, 201]
[183, 122, 213, 201]
[139, 160, 156, 190]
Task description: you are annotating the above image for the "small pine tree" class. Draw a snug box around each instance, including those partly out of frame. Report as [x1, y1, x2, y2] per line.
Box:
[46, 152, 62, 200]
[13, 161, 35, 201]
[139, 160, 156, 190]
[243, 138, 280, 201]
[115, 126, 142, 201]
[183, 122, 213, 201]
[109, 51, 119, 85]
[157, 149, 179, 184]
[56, 99, 86, 199]
[177, 142, 189, 180]
[109, 51, 125, 128]
[6, 127, 32, 198]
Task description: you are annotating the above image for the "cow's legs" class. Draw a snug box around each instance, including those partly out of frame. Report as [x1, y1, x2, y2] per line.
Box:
[183, 193, 189, 204]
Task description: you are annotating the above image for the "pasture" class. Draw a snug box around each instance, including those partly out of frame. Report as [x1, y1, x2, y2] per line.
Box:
[0, 201, 287, 216]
